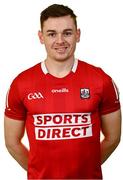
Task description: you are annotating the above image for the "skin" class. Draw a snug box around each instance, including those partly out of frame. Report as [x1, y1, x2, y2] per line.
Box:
[4, 15, 121, 171]
[101, 109, 121, 164]
[38, 15, 80, 77]
[4, 117, 28, 170]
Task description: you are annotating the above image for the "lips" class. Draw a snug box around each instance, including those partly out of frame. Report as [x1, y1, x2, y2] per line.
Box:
[54, 47, 68, 53]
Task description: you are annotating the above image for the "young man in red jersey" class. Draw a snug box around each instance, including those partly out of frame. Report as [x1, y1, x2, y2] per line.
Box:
[4, 4, 121, 179]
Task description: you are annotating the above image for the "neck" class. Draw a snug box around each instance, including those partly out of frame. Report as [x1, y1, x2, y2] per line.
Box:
[45, 57, 75, 78]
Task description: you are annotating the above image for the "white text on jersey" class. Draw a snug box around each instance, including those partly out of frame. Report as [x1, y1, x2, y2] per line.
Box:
[28, 92, 44, 100]
[33, 113, 92, 140]
[51, 88, 69, 93]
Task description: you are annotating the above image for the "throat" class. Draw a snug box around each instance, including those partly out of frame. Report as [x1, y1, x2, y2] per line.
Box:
[45, 58, 75, 78]
[50, 70, 71, 78]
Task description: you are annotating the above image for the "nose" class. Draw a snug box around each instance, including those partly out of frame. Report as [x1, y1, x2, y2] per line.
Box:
[56, 34, 64, 44]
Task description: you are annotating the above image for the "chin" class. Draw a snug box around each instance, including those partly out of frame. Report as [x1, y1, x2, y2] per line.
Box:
[54, 57, 69, 62]
[54, 54, 71, 62]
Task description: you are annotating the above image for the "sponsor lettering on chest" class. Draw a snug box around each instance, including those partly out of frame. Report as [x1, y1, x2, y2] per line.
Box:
[33, 113, 92, 140]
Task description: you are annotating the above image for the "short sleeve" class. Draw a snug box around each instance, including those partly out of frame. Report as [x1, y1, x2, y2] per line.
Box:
[99, 76, 120, 115]
[5, 77, 27, 120]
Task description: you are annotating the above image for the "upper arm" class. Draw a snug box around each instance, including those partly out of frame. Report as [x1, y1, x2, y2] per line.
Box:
[101, 109, 122, 142]
[4, 116, 26, 146]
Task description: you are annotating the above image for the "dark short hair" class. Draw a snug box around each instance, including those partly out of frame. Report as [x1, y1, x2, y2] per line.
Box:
[40, 4, 77, 30]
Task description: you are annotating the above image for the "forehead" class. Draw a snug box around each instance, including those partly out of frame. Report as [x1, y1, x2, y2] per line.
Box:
[42, 15, 76, 32]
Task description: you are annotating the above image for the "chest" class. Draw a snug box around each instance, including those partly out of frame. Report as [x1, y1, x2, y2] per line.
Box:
[23, 77, 102, 141]
[23, 79, 102, 114]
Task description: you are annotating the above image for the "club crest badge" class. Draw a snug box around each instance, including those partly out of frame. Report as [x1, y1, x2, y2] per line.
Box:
[80, 88, 90, 99]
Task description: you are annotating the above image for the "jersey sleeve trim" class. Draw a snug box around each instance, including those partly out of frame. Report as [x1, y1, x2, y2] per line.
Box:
[4, 75, 27, 121]
[4, 113, 26, 121]
[98, 68, 121, 115]
[100, 105, 120, 115]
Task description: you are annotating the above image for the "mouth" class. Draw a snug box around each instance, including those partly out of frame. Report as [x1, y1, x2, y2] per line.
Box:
[54, 47, 68, 53]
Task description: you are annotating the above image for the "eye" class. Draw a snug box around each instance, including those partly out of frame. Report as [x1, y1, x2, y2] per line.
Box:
[63, 31, 72, 37]
[48, 33, 56, 37]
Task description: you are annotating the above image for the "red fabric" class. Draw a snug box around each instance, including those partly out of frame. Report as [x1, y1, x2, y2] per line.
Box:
[5, 60, 120, 179]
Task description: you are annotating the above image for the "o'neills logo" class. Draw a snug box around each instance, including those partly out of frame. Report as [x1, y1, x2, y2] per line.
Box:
[33, 113, 92, 140]
[51, 88, 69, 93]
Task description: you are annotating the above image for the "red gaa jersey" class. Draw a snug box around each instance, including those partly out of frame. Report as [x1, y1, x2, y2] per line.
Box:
[5, 59, 120, 179]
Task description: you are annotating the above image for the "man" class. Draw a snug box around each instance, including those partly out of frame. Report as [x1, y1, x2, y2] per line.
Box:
[4, 4, 121, 179]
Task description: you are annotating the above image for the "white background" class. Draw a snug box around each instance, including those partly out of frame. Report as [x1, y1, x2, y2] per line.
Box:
[0, 0, 122, 179]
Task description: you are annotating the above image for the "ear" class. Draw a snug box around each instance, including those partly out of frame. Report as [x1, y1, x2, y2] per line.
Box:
[38, 30, 44, 44]
[76, 28, 81, 43]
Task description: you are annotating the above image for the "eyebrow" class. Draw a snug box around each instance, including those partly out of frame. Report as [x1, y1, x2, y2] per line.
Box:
[46, 29, 73, 33]
[63, 29, 73, 32]
[46, 30, 56, 33]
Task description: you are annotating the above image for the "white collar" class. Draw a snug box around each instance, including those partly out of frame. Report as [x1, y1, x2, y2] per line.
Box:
[41, 59, 78, 75]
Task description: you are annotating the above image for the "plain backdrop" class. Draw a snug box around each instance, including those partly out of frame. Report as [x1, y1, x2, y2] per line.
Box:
[0, 0, 122, 179]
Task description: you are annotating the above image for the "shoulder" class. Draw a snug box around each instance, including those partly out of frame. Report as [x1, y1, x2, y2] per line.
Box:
[78, 59, 111, 81]
[12, 63, 41, 84]
[18, 63, 40, 79]
[8, 63, 42, 99]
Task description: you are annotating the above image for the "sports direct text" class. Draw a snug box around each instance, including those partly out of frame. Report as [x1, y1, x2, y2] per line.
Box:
[33, 113, 92, 140]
